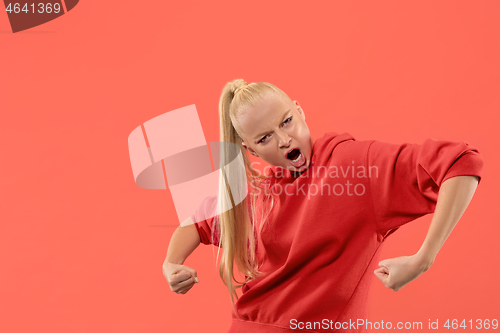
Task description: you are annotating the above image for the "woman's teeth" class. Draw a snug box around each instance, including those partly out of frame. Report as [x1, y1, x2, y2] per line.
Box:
[291, 153, 302, 162]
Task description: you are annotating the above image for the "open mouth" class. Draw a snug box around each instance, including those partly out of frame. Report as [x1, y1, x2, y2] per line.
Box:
[286, 148, 305, 167]
[287, 148, 301, 161]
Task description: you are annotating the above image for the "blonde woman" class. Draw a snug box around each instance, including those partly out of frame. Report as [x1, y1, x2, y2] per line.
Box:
[163, 79, 484, 332]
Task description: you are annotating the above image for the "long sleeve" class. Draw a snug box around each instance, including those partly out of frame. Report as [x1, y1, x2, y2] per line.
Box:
[367, 138, 484, 238]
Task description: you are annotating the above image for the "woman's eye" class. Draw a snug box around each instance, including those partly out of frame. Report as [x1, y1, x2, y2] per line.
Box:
[258, 117, 291, 144]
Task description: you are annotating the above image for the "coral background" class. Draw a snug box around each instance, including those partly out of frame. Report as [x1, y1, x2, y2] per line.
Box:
[0, 1, 498, 332]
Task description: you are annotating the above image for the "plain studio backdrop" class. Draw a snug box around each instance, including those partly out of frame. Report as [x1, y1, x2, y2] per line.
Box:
[0, 1, 498, 332]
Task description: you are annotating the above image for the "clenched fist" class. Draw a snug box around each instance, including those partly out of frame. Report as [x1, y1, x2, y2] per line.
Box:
[374, 254, 432, 292]
[163, 262, 199, 295]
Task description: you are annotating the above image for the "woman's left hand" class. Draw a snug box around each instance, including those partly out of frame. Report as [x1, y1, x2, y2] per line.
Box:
[374, 254, 432, 292]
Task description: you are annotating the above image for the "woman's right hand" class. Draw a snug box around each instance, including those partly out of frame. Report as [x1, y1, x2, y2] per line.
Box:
[163, 261, 199, 294]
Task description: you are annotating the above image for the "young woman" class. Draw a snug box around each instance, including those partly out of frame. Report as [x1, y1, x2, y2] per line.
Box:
[163, 79, 484, 332]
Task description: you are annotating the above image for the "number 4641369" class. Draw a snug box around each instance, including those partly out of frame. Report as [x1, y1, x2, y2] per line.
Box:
[443, 319, 498, 330]
[5, 3, 62, 14]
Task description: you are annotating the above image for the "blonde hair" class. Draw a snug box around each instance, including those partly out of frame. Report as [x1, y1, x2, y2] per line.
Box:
[215, 78, 289, 317]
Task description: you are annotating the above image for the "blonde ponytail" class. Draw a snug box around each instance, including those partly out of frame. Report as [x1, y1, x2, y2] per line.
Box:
[215, 79, 285, 317]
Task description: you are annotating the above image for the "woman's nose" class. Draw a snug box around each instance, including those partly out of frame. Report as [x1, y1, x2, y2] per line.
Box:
[278, 135, 291, 148]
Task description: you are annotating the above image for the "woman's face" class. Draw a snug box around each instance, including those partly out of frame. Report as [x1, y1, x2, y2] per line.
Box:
[233, 93, 314, 177]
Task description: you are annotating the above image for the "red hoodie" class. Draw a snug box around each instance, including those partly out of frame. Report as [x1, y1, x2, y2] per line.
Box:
[192, 132, 484, 332]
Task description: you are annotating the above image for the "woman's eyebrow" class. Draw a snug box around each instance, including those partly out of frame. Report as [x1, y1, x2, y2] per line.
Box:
[253, 109, 291, 140]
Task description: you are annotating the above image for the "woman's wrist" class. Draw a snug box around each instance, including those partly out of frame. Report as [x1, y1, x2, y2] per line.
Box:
[164, 258, 184, 267]
[414, 249, 436, 272]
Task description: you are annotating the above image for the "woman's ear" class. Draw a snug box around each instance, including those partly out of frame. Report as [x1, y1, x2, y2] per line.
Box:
[294, 100, 305, 120]
[242, 141, 259, 157]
